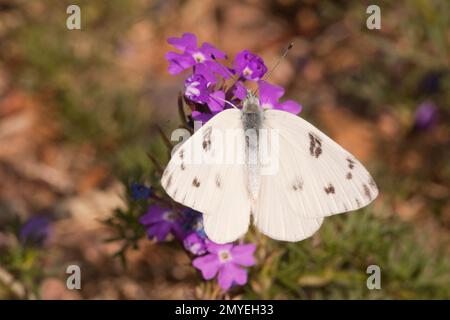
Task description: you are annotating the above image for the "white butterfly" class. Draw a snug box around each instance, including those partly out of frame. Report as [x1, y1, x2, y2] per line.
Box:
[161, 91, 378, 244]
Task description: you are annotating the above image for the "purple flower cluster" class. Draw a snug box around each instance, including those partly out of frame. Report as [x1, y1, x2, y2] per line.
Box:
[414, 101, 438, 131]
[233, 50, 267, 81]
[139, 205, 256, 291]
[166, 33, 302, 123]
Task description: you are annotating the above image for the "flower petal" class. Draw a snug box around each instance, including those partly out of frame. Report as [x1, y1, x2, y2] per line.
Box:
[208, 90, 225, 112]
[185, 74, 210, 104]
[184, 233, 207, 255]
[166, 51, 194, 74]
[258, 81, 284, 106]
[230, 264, 248, 286]
[191, 111, 214, 124]
[207, 242, 234, 254]
[217, 263, 248, 290]
[204, 60, 231, 80]
[234, 50, 267, 81]
[217, 264, 234, 290]
[230, 244, 256, 267]
[139, 205, 167, 225]
[171, 222, 186, 240]
[200, 42, 227, 60]
[232, 81, 247, 100]
[276, 100, 302, 114]
[233, 50, 250, 71]
[167, 33, 197, 51]
[193, 254, 220, 280]
[147, 222, 171, 242]
[195, 63, 218, 83]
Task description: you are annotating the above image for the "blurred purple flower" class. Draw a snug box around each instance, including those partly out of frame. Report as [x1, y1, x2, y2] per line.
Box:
[193, 242, 256, 290]
[180, 209, 206, 238]
[414, 101, 438, 130]
[130, 182, 151, 200]
[233, 50, 267, 81]
[258, 80, 302, 114]
[166, 33, 228, 83]
[417, 70, 446, 95]
[184, 232, 208, 255]
[139, 205, 184, 242]
[20, 216, 50, 245]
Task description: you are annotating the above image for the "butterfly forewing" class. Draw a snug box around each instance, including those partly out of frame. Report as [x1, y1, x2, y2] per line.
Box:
[161, 109, 252, 243]
[261, 109, 379, 219]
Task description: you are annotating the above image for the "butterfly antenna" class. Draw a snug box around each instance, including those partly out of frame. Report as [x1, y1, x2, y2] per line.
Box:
[210, 54, 240, 109]
[262, 41, 294, 83]
[251, 42, 294, 96]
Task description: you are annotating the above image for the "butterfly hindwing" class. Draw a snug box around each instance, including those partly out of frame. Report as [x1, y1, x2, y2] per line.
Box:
[255, 177, 324, 242]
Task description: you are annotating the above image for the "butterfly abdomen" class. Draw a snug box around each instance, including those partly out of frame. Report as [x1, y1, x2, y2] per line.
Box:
[242, 109, 263, 200]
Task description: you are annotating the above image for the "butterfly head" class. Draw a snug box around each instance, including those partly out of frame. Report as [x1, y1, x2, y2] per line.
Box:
[243, 90, 261, 113]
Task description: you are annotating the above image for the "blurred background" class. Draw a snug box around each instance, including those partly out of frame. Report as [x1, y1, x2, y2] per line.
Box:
[0, 0, 449, 299]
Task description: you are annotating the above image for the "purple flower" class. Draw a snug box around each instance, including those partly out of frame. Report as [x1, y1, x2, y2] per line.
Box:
[184, 74, 226, 116]
[184, 74, 210, 104]
[20, 216, 50, 245]
[189, 89, 226, 124]
[191, 111, 215, 123]
[414, 101, 438, 130]
[130, 182, 151, 200]
[258, 80, 302, 114]
[208, 90, 226, 112]
[184, 232, 208, 255]
[180, 209, 206, 237]
[231, 81, 248, 101]
[139, 205, 184, 242]
[165, 33, 228, 83]
[232, 81, 302, 114]
[193, 242, 256, 291]
[233, 50, 267, 81]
